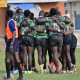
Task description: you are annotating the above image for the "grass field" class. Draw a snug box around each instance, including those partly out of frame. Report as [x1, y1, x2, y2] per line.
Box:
[0, 38, 80, 80]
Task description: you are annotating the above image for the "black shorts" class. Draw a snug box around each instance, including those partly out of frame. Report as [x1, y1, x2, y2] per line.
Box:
[49, 34, 63, 47]
[6, 39, 19, 54]
[63, 35, 71, 46]
[36, 38, 48, 49]
[22, 35, 34, 47]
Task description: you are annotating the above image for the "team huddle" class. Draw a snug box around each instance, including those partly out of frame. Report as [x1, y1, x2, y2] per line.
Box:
[5, 8, 77, 80]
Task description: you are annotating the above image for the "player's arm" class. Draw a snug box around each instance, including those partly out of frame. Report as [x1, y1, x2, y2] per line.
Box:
[9, 20, 16, 51]
[17, 16, 24, 27]
[28, 19, 45, 33]
[32, 26, 45, 33]
[34, 17, 47, 23]
[52, 16, 64, 29]
[63, 27, 73, 35]
[47, 25, 63, 33]
[21, 28, 32, 36]
[19, 21, 32, 36]
[24, 28, 32, 34]
[11, 31, 16, 44]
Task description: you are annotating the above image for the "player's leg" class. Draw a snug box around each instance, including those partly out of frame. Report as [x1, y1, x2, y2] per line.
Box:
[41, 38, 48, 73]
[25, 35, 35, 74]
[42, 48, 47, 73]
[48, 48, 52, 63]
[14, 52, 24, 80]
[10, 55, 16, 73]
[36, 38, 44, 73]
[58, 47, 62, 64]
[23, 47, 28, 72]
[27, 46, 34, 71]
[51, 46, 60, 73]
[37, 46, 44, 73]
[31, 48, 38, 72]
[64, 45, 73, 73]
[48, 35, 56, 74]
[70, 48, 77, 73]
[53, 35, 63, 73]
[32, 49, 35, 68]
[5, 39, 14, 80]
[13, 39, 24, 79]
[5, 53, 12, 80]
[14, 40, 24, 80]
[48, 48, 54, 73]
[19, 44, 24, 71]
[61, 47, 67, 73]
[57, 35, 63, 64]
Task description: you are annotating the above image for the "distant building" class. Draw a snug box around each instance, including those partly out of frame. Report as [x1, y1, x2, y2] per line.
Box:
[64, 0, 80, 30]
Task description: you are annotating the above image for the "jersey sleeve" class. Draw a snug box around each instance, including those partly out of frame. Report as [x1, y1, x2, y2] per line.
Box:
[28, 19, 35, 27]
[45, 17, 53, 22]
[17, 16, 24, 27]
[9, 20, 16, 32]
[59, 16, 65, 22]
[45, 22, 50, 26]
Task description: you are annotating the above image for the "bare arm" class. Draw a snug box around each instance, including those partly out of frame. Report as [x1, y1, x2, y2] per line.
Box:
[9, 31, 16, 52]
[63, 27, 73, 35]
[34, 17, 47, 23]
[21, 28, 32, 35]
[11, 31, 16, 43]
[47, 25, 63, 33]
[32, 26, 44, 33]
[56, 20, 64, 29]
[24, 28, 32, 34]
[52, 16, 64, 29]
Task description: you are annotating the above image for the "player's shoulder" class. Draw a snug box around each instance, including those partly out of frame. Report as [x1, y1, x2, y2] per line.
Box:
[27, 18, 33, 23]
[9, 19, 15, 24]
[45, 17, 52, 22]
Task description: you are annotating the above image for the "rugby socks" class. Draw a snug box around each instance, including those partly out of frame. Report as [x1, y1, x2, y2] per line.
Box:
[34, 67, 37, 71]
[32, 58, 35, 67]
[28, 66, 31, 71]
[21, 63, 24, 68]
[17, 62, 23, 77]
[55, 65, 60, 72]
[44, 64, 46, 69]
[24, 65, 27, 71]
[50, 62, 54, 67]
[6, 62, 10, 78]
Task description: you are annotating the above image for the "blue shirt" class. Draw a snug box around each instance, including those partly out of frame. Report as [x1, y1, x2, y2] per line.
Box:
[9, 20, 16, 32]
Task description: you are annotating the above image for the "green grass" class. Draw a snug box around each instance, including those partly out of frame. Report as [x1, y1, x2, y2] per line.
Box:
[0, 40, 80, 80]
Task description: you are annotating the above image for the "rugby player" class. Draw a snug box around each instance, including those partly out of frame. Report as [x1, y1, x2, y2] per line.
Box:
[20, 10, 45, 74]
[30, 13, 38, 72]
[61, 19, 73, 73]
[36, 9, 64, 73]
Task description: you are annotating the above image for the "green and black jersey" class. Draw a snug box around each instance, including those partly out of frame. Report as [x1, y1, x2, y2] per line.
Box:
[20, 18, 35, 37]
[36, 17, 49, 38]
[63, 22, 72, 42]
[12, 14, 24, 27]
[32, 19, 37, 38]
[46, 16, 64, 37]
